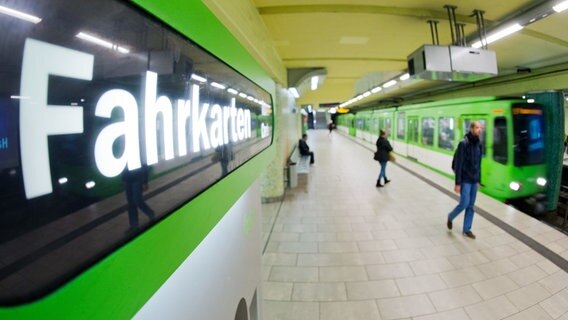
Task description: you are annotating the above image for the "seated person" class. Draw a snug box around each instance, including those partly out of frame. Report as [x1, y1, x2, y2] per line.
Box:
[298, 133, 315, 164]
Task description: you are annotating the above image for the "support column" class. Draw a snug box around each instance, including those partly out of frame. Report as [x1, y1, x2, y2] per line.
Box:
[528, 91, 565, 211]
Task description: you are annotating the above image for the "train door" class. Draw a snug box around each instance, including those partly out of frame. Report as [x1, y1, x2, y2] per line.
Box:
[407, 116, 419, 159]
[461, 116, 488, 186]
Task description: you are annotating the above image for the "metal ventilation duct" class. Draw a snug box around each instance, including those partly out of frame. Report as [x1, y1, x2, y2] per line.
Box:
[407, 45, 497, 82]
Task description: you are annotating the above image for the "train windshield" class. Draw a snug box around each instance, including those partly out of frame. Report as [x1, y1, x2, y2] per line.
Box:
[513, 104, 544, 166]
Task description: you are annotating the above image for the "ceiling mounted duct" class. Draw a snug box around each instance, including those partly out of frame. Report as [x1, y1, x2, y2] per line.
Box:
[406, 5, 497, 82]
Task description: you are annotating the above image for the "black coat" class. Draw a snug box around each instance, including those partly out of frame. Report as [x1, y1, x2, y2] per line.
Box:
[453, 132, 482, 185]
[375, 137, 393, 162]
[298, 139, 311, 155]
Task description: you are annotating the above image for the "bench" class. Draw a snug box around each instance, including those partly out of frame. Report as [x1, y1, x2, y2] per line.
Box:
[287, 143, 311, 188]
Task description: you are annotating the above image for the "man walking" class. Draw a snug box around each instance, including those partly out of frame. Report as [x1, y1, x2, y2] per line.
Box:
[447, 121, 482, 239]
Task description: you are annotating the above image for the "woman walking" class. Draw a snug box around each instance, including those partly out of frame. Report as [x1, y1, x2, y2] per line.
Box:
[375, 130, 393, 187]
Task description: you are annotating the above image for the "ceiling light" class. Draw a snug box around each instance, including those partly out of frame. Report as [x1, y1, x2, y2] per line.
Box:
[85, 181, 96, 189]
[553, 0, 568, 12]
[238, 92, 248, 98]
[527, 98, 535, 103]
[190, 74, 207, 82]
[471, 24, 523, 48]
[383, 80, 397, 88]
[363, 91, 371, 97]
[227, 88, 238, 95]
[371, 87, 382, 94]
[76, 32, 130, 54]
[289, 87, 299, 98]
[399, 73, 410, 81]
[0, 5, 41, 24]
[311, 76, 318, 90]
[211, 82, 226, 89]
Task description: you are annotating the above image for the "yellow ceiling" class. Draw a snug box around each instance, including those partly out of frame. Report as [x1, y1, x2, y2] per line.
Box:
[253, 0, 568, 108]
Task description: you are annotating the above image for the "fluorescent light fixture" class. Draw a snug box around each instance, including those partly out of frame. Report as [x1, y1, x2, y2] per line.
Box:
[227, 88, 238, 95]
[238, 92, 248, 98]
[76, 32, 130, 54]
[247, 96, 254, 101]
[289, 87, 300, 98]
[0, 5, 41, 24]
[471, 23, 523, 48]
[363, 91, 371, 98]
[383, 80, 397, 88]
[190, 74, 207, 83]
[85, 181, 96, 189]
[311, 76, 318, 90]
[371, 86, 382, 94]
[10, 95, 30, 100]
[537, 177, 547, 186]
[356, 95, 364, 101]
[58, 177, 68, 184]
[399, 73, 410, 81]
[527, 98, 535, 103]
[211, 82, 226, 90]
[553, 0, 568, 12]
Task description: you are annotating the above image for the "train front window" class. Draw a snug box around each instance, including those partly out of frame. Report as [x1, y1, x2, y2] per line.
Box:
[513, 104, 544, 166]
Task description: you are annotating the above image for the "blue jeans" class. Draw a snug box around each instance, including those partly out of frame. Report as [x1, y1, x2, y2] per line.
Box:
[378, 161, 387, 181]
[448, 182, 478, 233]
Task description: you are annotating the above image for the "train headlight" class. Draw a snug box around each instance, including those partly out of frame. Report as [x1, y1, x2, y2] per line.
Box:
[509, 181, 521, 191]
[537, 177, 547, 186]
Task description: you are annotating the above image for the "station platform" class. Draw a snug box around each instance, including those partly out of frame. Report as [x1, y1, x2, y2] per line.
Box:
[261, 129, 568, 320]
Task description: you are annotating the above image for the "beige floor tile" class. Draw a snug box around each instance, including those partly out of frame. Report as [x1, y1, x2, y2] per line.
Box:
[428, 285, 482, 311]
[377, 294, 436, 319]
[395, 274, 447, 295]
[503, 305, 553, 320]
[465, 295, 518, 320]
[318, 241, 360, 253]
[264, 282, 293, 301]
[346, 280, 400, 300]
[472, 275, 519, 300]
[539, 288, 568, 319]
[320, 266, 368, 282]
[297, 252, 385, 267]
[538, 270, 568, 295]
[292, 282, 347, 302]
[382, 249, 425, 263]
[320, 300, 381, 320]
[439, 266, 487, 288]
[506, 282, 551, 310]
[447, 251, 491, 268]
[477, 258, 520, 278]
[409, 257, 456, 275]
[263, 301, 319, 320]
[263, 253, 297, 266]
[357, 240, 398, 252]
[508, 265, 549, 286]
[366, 263, 414, 280]
[269, 266, 318, 282]
[413, 308, 470, 320]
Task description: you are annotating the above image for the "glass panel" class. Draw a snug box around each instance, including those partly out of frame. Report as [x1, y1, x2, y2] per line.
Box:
[408, 118, 419, 144]
[493, 117, 508, 164]
[438, 117, 455, 150]
[397, 113, 405, 139]
[421, 117, 435, 146]
[0, 0, 272, 304]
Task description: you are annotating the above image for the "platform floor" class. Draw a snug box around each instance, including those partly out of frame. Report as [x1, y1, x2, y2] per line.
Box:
[261, 129, 568, 320]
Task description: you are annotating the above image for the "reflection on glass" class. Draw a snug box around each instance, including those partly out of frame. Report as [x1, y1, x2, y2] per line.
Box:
[438, 117, 455, 150]
[421, 117, 435, 146]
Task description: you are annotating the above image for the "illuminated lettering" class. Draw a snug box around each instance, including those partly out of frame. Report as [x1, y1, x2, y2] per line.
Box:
[209, 104, 223, 148]
[176, 99, 191, 156]
[0, 138, 7, 149]
[192, 85, 210, 152]
[20, 39, 92, 199]
[145, 71, 175, 165]
[94, 89, 141, 177]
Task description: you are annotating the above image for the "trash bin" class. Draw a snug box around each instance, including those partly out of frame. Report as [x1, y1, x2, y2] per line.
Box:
[288, 162, 298, 188]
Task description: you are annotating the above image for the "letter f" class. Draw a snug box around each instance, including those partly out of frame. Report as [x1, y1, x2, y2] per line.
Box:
[20, 39, 93, 199]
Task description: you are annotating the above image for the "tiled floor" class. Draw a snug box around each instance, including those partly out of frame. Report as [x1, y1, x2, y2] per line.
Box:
[261, 129, 568, 320]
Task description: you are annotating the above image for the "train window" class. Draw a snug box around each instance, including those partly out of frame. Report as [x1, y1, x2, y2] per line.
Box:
[0, 0, 272, 304]
[397, 113, 405, 139]
[385, 117, 392, 135]
[493, 117, 508, 164]
[421, 117, 435, 146]
[513, 104, 544, 166]
[438, 117, 455, 150]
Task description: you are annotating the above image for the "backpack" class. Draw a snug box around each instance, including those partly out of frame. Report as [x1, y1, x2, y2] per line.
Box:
[451, 136, 481, 172]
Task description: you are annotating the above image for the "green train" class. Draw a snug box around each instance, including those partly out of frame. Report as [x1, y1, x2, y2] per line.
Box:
[338, 97, 547, 206]
[0, 0, 274, 318]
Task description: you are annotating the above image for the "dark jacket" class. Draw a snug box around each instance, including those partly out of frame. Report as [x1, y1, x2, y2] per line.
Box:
[375, 136, 393, 162]
[454, 132, 482, 185]
[298, 139, 311, 155]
